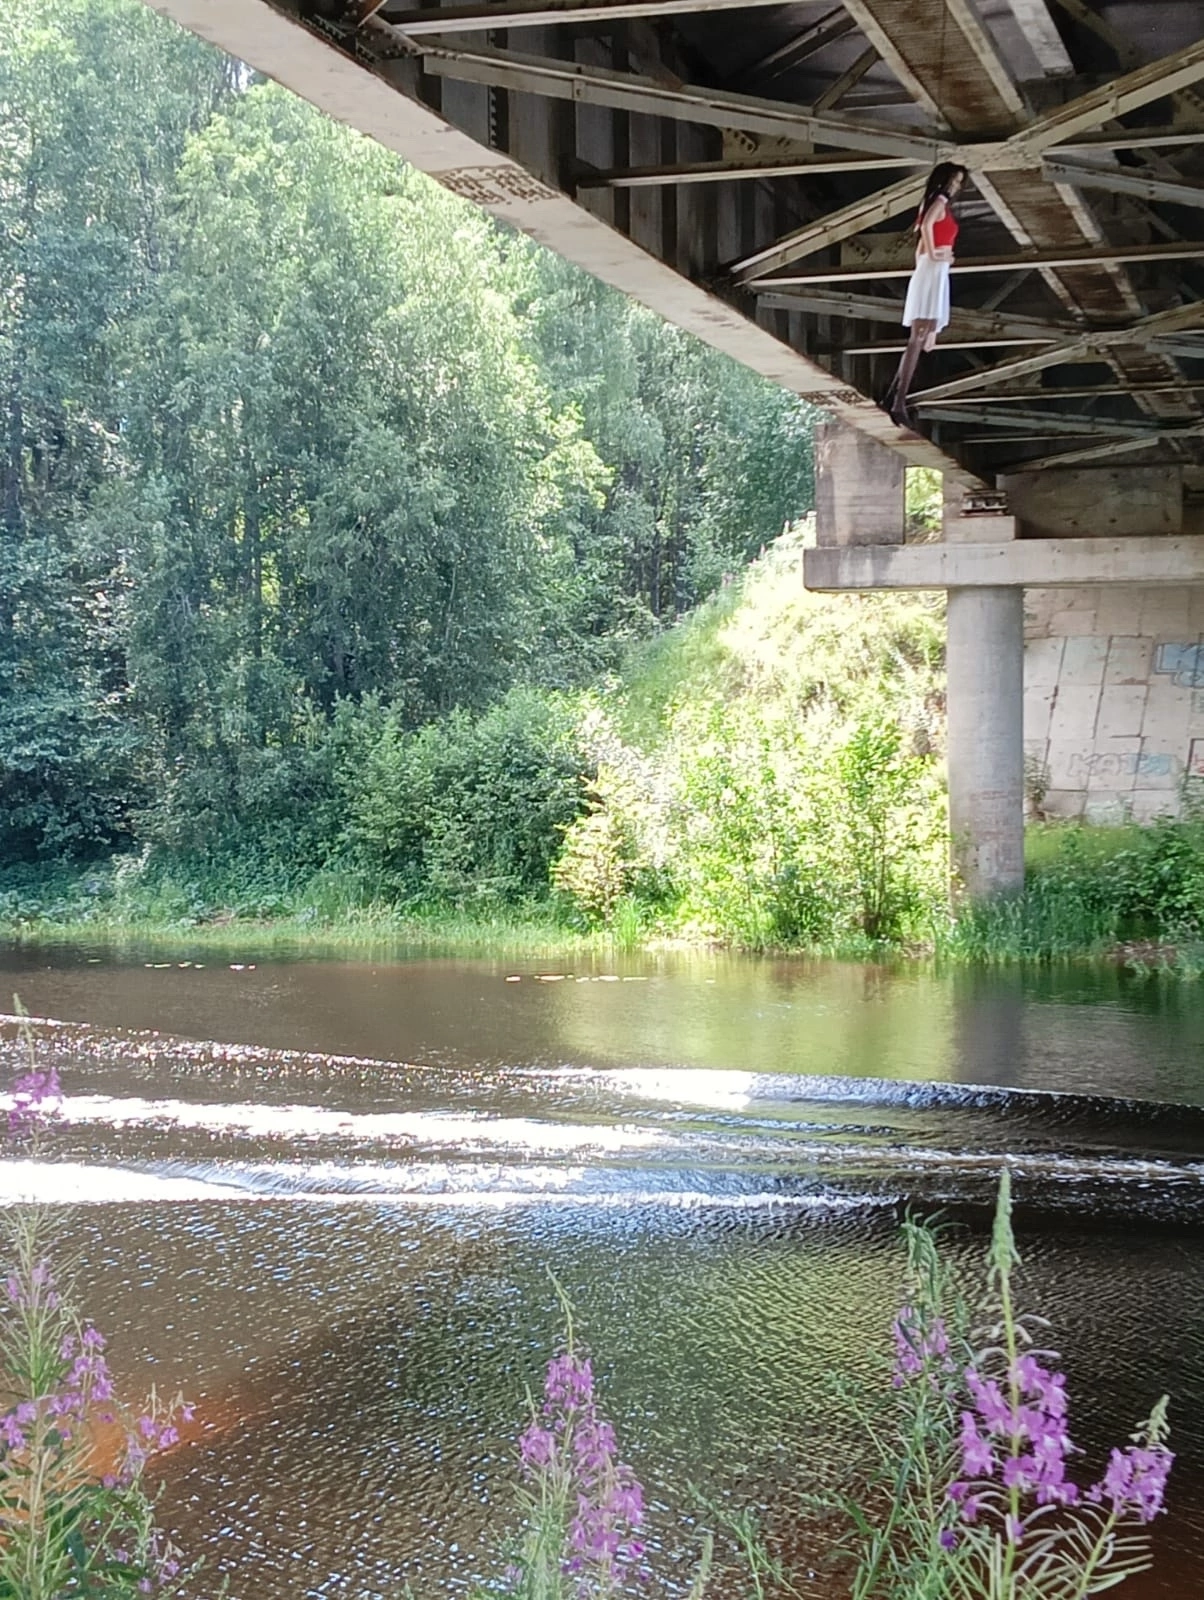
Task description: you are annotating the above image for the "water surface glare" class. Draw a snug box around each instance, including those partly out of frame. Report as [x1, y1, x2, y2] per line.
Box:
[2, 944, 1204, 1598]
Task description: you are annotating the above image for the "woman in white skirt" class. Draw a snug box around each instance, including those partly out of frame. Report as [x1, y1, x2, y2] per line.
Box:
[884, 163, 968, 428]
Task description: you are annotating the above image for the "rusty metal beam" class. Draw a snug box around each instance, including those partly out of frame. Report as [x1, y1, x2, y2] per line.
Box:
[814, 45, 880, 113]
[413, 44, 950, 161]
[921, 405, 1162, 435]
[1043, 159, 1204, 211]
[912, 298, 1204, 403]
[917, 382, 1204, 404]
[1062, 126, 1204, 152]
[731, 173, 927, 279]
[577, 136, 1204, 190]
[756, 290, 1075, 343]
[574, 152, 919, 187]
[941, 0, 1027, 120]
[1015, 38, 1204, 151]
[837, 337, 1054, 353]
[1019, 421, 1204, 471]
[381, 0, 790, 31]
[737, 10, 858, 83]
[750, 238, 1204, 286]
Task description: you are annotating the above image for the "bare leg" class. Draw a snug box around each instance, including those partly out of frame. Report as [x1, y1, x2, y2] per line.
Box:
[884, 319, 937, 425]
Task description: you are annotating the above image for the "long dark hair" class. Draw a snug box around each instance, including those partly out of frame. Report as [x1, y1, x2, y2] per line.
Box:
[915, 162, 968, 229]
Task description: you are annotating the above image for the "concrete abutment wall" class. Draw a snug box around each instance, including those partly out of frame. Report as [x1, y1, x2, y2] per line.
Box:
[811, 424, 1204, 898]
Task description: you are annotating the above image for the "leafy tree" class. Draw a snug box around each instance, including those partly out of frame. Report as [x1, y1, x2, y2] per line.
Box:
[0, 0, 815, 892]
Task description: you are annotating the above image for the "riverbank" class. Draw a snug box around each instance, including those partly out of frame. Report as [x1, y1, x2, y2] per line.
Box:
[3, 825, 1203, 974]
[0, 871, 599, 958]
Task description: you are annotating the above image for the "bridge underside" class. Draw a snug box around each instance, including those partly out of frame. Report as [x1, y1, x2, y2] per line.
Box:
[146, 0, 1204, 897]
[151, 0, 1204, 488]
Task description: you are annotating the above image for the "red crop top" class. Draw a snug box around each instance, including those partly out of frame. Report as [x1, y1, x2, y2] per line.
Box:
[928, 207, 958, 249]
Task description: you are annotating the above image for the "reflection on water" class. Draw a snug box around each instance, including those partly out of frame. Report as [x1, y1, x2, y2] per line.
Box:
[2, 944, 1204, 1597]
[4, 944, 1204, 1101]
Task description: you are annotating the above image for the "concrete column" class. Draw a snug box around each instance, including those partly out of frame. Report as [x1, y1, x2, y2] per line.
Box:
[815, 421, 905, 547]
[943, 485, 1024, 900]
[947, 586, 1025, 899]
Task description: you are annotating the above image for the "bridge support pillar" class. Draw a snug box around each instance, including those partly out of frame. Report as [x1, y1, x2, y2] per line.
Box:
[947, 585, 1026, 900]
[945, 492, 1024, 901]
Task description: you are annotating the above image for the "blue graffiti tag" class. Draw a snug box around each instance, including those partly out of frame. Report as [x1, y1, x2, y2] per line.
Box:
[1153, 642, 1204, 688]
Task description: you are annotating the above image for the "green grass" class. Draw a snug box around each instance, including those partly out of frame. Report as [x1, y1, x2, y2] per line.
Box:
[1023, 821, 1148, 870]
[935, 821, 1204, 975]
[0, 908, 600, 960]
[0, 859, 603, 959]
[616, 522, 945, 746]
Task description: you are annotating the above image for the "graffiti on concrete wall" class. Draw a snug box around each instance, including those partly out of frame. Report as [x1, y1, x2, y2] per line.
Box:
[1066, 750, 1180, 780]
[1154, 642, 1204, 687]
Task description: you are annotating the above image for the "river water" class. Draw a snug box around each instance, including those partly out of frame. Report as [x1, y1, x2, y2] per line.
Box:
[2, 944, 1204, 1598]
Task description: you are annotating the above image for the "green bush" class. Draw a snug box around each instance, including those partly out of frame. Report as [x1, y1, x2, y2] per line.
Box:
[554, 697, 947, 952]
[943, 820, 1204, 965]
[348, 687, 589, 906]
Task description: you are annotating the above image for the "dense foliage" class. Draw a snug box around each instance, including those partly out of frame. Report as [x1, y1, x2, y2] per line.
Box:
[0, 0, 813, 878]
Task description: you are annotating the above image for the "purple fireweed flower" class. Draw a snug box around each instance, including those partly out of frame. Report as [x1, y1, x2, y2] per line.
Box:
[1089, 1444, 1174, 1523]
[959, 1356, 1078, 1504]
[519, 1422, 555, 1469]
[1001, 1455, 1034, 1493]
[519, 1344, 646, 1588]
[891, 1306, 953, 1389]
[8, 1066, 62, 1133]
[950, 1335, 1172, 1551]
[544, 1350, 595, 1411]
[960, 1413, 995, 1478]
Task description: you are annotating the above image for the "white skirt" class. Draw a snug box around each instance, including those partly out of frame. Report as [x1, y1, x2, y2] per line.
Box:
[902, 255, 951, 331]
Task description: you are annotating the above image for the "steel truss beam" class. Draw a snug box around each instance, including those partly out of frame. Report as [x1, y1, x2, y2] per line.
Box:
[411, 43, 950, 162]
[814, 46, 880, 113]
[756, 291, 1076, 346]
[920, 406, 1163, 435]
[912, 299, 1204, 404]
[729, 37, 1204, 280]
[737, 10, 857, 83]
[576, 126, 1204, 188]
[916, 382, 1204, 405]
[575, 153, 919, 188]
[1020, 421, 1204, 471]
[833, 337, 1053, 354]
[1043, 159, 1204, 211]
[749, 239, 1204, 287]
[379, 0, 789, 31]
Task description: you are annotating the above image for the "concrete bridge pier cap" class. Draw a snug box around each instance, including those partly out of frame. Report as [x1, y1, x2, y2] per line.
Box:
[812, 421, 1026, 903]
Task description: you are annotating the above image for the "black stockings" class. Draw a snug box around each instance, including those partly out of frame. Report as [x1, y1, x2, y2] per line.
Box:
[884, 320, 935, 427]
